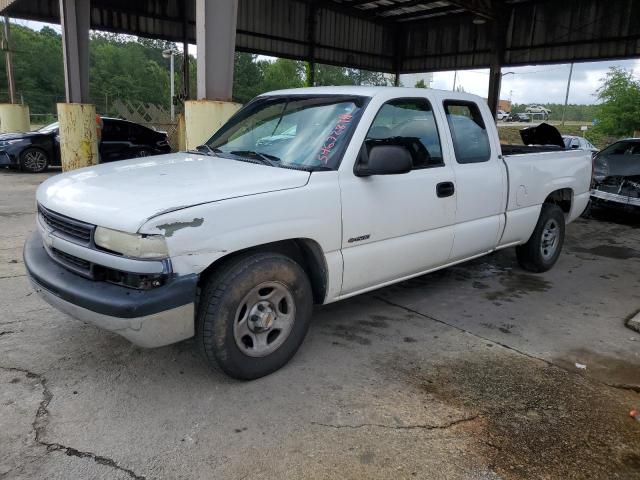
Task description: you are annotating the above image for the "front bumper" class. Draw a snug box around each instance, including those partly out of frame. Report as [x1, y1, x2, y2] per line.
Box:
[0, 150, 17, 167]
[24, 230, 198, 347]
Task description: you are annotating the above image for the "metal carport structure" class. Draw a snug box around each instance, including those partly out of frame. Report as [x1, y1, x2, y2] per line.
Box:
[0, 0, 637, 168]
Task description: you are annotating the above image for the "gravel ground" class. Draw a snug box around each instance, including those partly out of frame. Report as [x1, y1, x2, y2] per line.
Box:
[1, 169, 639, 480]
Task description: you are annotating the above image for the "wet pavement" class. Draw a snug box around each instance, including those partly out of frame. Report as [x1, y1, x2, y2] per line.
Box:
[1, 170, 639, 479]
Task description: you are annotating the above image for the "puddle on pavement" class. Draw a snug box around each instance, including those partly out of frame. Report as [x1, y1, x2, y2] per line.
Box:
[572, 245, 640, 260]
[388, 353, 640, 479]
[552, 348, 640, 388]
[484, 272, 552, 302]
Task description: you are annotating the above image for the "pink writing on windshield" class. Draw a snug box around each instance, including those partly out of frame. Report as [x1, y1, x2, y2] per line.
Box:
[318, 113, 353, 164]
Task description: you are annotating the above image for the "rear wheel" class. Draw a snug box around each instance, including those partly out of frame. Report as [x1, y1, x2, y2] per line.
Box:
[20, 148, 48, 173]
[516, 204, 565, 273]
[196, 252, 313, 380]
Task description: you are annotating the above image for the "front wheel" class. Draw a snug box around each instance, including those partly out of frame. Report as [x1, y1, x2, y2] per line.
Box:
[516, 204, 565, 273]
[20, 147, 49, 173]
[196, 252, 313, 380]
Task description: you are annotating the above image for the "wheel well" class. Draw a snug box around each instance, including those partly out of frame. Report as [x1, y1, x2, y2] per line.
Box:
[543, 188, 572, 215]
[197, 239, 328, 304]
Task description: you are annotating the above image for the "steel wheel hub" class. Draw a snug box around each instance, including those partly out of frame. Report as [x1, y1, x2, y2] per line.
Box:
[540, 219, 559, 260]
[249, 301, 277, 332]
[233, 281, 296, 357]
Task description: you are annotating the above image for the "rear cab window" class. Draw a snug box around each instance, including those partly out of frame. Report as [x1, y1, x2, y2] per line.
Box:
[365, 98, 443, 169]
[443, 100, 491, 164]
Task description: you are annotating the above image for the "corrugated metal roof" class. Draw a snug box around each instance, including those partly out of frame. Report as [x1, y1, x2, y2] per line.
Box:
[0, 0, 636, 73]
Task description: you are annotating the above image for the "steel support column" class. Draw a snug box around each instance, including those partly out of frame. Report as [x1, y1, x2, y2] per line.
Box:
[487, 65, 502, 120]
[182, 0, 190, 100]
[195, 0, 237, 101]
[393, 27, 403, 87]
[487, 16, 507, 120]
[306, 3, 317, 87]
[59, 0, 90, 103]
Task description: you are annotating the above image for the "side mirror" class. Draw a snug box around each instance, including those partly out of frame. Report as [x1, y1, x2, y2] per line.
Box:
[355, 144, 413, 177]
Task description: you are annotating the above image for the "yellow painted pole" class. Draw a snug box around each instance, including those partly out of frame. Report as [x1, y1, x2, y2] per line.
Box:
[0, 103, 29, 132]
[176, 112, 186, 151]
[57, 103, 99, 172]
[184, 100, 241, 150]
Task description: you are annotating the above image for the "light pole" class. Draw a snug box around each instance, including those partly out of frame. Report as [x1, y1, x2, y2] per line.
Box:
[561, 63, 574, 126]
[162, 48, 178, 121]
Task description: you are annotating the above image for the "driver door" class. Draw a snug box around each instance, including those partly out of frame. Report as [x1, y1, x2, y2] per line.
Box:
[339, 98, 457, 295]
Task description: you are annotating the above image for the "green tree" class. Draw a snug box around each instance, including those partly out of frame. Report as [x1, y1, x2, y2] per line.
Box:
[415, 79, 427, 88]
[314, 64, 351, 86]
[233, 52, 264, 103]
[345, 68, 389, 86]
[0, 23, 65, 114]
[593, 67, 640, 136]
[259, 58, 305, 92]
[89, 33, 173, 113]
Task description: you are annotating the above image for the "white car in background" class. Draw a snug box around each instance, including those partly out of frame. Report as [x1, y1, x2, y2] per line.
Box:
[562, 135, 599, 155]
[525, 104, 551, 116]
[496, 110, 509, 121]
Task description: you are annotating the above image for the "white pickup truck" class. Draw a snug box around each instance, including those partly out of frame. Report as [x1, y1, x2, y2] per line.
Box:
[25, 87, 591, 379]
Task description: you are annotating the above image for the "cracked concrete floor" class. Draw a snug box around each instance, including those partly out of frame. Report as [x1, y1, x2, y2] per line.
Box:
[1, 170, 639, 480]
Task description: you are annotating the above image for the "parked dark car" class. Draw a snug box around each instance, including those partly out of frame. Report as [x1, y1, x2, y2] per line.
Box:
[506, 113, 531, 123]
[0, 117, 171, 173]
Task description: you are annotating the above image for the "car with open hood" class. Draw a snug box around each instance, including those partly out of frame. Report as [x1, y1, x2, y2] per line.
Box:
[590, 139, 640, 211]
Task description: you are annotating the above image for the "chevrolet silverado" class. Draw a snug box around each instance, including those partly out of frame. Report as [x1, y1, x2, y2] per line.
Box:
[24, 87, 592, 379]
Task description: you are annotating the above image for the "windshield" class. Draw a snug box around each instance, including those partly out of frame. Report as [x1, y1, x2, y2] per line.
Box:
[204, 95, 368, 171]
[38, 122, 59, 134]
[601, 140, 640, 156]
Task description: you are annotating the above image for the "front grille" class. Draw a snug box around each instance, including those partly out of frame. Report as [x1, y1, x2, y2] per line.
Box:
[50, 248, 92, 277]
[38, 205, 94, 244]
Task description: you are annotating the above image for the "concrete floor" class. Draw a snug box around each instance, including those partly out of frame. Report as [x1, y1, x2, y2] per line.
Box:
[1, 169, 639, 480]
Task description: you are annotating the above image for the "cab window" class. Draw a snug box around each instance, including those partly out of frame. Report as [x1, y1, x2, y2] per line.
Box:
[365, 98, 443, 169]
[443, 101, 491, 164]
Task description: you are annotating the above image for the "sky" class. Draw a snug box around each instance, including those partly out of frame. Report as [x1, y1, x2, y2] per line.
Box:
[14, 19, 640, 106]
[402, 59, 640, 105]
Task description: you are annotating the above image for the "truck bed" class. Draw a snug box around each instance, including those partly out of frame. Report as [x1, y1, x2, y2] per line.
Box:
[501, 144, 565, 156]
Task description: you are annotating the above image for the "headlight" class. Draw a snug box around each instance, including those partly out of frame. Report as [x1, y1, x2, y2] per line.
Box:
[592, 157, 609, 182]
[0, 139, 22, 148]
[94, 227, 168, 259]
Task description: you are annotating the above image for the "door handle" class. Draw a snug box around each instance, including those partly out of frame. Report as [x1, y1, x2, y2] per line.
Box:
[436, 181, 455, 198]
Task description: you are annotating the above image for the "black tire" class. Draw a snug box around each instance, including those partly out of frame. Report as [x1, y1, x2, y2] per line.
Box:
[20, 147, 49, 173]
[516, 203, 565, 273]
[196, 252, 313, 380]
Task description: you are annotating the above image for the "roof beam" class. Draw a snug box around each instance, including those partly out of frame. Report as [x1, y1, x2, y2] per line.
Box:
[385, 5, 463, 21]
[445, 0, 496, 19]
[364, 0, 442, 16]
[342, 0, 381, 9]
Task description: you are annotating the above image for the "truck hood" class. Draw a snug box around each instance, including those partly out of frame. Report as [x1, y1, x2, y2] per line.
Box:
[36, 152, 310, 232]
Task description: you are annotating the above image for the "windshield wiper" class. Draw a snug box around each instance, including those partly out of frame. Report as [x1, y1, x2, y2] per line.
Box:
[191, 144, 220, 156]
[230, 150, 280, 166]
